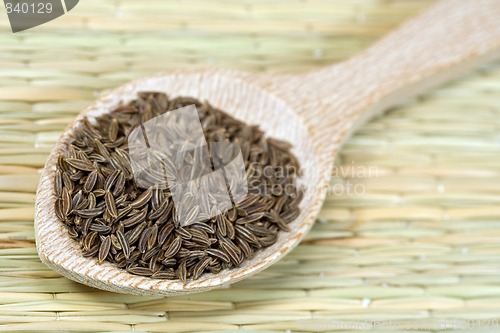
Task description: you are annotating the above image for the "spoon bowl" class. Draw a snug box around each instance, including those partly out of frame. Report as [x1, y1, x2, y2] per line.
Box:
[35, 0, 500, 295]
[35, 70, 325, 295]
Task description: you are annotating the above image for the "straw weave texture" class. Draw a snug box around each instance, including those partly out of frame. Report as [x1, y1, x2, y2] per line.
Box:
[2, 0, 500, 331]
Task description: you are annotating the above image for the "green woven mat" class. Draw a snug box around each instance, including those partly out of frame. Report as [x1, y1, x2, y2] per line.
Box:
[3, 0, 500, 332]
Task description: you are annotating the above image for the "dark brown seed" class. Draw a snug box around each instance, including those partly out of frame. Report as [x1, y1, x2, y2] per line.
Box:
[178, 260, 187, 282]
[246, 224, 274, 237]
[179, 241, 197, 251]
[54, 169, 63, 197]
[83, 244, 100, 257]
[65, 158, 95, 172]
[129, 249, 141, 263]
[71, 190, 84, 210]
[266, 210, 290, 231]
[227, 207, 238, 222]
[116, 229, 130, 259]
[258, 234, 278, 247]
[130, 188, 153, 209]
[110, 234, 122, 250]
[216, 214, 227, 237]
[206, 248, 230, 263]
[245, 202, 270, 215]
[148, 224, 158, 250]
[151, 270, 176, 279]
[235, 238, 254, 258]
[176, 227, 192, 240]
[164, 236, 182, 259]
[226, 218, 235, 240]
[148, 199, 169, 220]
[104, 191, 118, 219]
[84, 170, 98, 193]
[104, 170, 121, 191]
[126, 221, 146, 246]
[208, 262, 222, 274]
[161, 258, 176, 266]
[109, 118, 118, 141]
[98, 236, 111, 263]
[237, 194, 260, 210]
[138, 226, 153, 253]
[143, 246, 160, 262]
[127, 266, 153, 277]
[158, 223, 174, 245]
[93, 189, 106, 197]
[151, 188, 163, 211]
[93, 138, 110, 159]
[191, 235, 211, 248]
[89, 222, 110, 234]
[112, 172, 125, 196]
[55, 199, 65, 221]
[235, 225, 260, 245]
[220, 239, 242, 265]
[114, 194, 128, 207]
[188, 228, 208, 240]
[186, 250, 205, 260]
[75, 206, 105, 219]
[122, 207, 148, 228]
[190, 222, 215, 234]
[193, 256, 211, 280]
[81, 218, 92, 236]
[82, 231, 98, 251]
[281, 207, 300, 224]
[62, 172, 74, 193]
[69, 170, 84, 182]
[273, 195, 287, 214]
[61, 187, 71, 217]
[67, 226, 78, 239]
[235, 212, 265, 224]
[74, 198, 88, 212]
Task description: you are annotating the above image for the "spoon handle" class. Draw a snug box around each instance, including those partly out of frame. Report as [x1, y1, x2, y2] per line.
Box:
[295, 0, 500, 143]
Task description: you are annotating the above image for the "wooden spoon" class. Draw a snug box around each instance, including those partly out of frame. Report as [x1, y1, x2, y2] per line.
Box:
[35, 0, 500, 296]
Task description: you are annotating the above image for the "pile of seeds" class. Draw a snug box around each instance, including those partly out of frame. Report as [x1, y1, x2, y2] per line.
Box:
[54, 92, 302, 281]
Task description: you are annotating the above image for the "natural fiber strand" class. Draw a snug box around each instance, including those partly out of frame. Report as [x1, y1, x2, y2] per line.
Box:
[3, 0, 500, 331]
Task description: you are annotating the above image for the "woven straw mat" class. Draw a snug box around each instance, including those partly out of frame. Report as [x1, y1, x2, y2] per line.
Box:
[1, 0, 500, 332]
